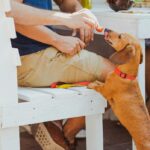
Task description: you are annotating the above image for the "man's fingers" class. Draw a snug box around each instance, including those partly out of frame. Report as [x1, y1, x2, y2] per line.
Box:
[80, 28, 85, 42]
[87, 29, 91, 43]
[78, 39, 85, 49]
[76, 43, 81, 54]
[72, 29, 77, 36]
[85, 27, 93, 44]
[81, 10, 100, 29]
[69, 47, 77, 56]
[88, 27, 93, 42]
[84, 28, 89, 44]
[80, 26, 93, 44]
[83, 17, 95, 29]
[91, 28, 94, 41]
[69, 39, 82, 56]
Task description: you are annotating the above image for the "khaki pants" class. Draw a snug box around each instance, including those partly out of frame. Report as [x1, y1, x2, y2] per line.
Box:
[17, 47, 107, 87]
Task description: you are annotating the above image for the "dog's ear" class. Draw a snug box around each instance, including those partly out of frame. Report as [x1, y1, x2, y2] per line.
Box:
[109, 45, 135, 65]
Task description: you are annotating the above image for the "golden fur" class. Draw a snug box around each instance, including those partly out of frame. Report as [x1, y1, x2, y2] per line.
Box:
[89, 30, 150, 150]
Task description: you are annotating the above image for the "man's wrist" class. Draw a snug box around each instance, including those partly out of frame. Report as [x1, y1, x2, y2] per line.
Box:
[49, 12, 71, 26]
[50, 32, 62, 47]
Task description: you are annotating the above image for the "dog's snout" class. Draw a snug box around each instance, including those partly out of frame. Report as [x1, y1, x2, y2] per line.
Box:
[104, 28, 111, 33]
[104, 28, 111, 40]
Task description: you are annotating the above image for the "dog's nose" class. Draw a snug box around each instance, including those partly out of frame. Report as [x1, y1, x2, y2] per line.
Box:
[104, 28, 111, 40]
[104, 28, 111, 33]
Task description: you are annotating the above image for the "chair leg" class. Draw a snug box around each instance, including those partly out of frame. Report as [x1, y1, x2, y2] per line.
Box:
[86, 114, 103, 150]
[132, 141, 137, 150]
[0, 127, 20, 150]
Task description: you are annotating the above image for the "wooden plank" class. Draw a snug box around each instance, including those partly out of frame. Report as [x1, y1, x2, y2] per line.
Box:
[0, 17, 16, 39]
[0, 4, 20, 150]
[0, 0, 11, 12]
[18, 87, 107, 103]
[0, 20, 18, 104]
[18, 88, 54, 102]
[5, 17, 16, 39]
[18, 87, 79, 101]
[86, 114, 104, 150]
[1, 94, 106, 128]
[12, 48, 21, 66]
[0, 128, 20, 150]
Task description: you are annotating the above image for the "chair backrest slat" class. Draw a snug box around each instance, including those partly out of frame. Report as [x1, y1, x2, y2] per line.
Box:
[0, 0, 18, 106]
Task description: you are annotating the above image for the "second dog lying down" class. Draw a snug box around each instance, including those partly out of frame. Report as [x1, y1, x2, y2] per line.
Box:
[89, 29, 150, 150]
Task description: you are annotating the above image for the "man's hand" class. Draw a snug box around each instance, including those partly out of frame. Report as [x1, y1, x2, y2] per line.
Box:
[52, 35, 85, 56]
[62, 9, 99, 30]
[60, 9, 102, 45]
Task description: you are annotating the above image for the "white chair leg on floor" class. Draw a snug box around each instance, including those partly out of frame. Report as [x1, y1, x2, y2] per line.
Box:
[132, 141, 137, 150]
[86, 114, 103, 150]
[0, 127, 20, 150]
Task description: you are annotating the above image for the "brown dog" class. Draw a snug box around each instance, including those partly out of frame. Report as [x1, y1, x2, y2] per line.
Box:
[89, 29, 150, 150]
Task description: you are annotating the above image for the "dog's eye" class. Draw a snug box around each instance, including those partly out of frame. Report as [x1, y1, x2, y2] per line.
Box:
[118, 34, 122, 39]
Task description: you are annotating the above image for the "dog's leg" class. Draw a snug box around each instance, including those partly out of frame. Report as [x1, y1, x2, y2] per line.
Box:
[110, 94, 150, 150]
[63, 117, 85, 145]
[89, 81, 113, 102]
[88, 80, 104, 93]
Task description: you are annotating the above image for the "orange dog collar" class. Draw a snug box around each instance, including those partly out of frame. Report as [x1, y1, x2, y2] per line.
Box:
[114, 68, 136, 80]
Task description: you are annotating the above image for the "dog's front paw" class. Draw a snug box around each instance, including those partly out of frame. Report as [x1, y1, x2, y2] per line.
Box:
[88, 80, 105, 95]
[88, 80, 104, 89]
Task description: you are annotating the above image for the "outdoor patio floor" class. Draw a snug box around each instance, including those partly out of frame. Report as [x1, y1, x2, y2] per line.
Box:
[21, 120, 132, 150]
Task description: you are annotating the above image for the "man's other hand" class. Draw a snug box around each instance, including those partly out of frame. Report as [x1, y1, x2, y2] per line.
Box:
[53, 35, 85, 56]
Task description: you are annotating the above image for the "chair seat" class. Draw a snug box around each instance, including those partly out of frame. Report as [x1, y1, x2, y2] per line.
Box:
[18, 87, 90, 102]
[1, 87, 107, 129]
[18, 86, 105, 101]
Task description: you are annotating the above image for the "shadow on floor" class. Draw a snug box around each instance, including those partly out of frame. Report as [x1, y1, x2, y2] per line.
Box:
[21, 120, 132, 150]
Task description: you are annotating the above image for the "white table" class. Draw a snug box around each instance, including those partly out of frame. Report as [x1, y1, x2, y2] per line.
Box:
[92, 5, 150, 150]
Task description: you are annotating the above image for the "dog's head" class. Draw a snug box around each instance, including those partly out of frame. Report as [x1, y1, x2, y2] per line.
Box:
[104, 29, 143, 65]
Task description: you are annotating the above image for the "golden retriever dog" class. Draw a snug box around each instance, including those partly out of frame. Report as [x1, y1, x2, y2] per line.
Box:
[89, 29, 150, 150]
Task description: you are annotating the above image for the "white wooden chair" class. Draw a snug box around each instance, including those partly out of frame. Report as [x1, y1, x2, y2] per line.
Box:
[0, 0, 107, 150]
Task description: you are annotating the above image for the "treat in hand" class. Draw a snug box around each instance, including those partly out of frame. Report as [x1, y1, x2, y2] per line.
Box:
[96, 26, 104, 32]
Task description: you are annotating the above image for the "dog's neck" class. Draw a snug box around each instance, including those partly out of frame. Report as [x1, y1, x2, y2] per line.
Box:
[117, 46, 141, 78]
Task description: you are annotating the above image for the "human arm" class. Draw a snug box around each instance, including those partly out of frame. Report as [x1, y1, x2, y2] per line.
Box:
[15, 24, 85, 55]
[12, 0, 86, 55]
[10, 0, 101, 55]
[9, 0, 102, 45]
[8, 0, 98, 29]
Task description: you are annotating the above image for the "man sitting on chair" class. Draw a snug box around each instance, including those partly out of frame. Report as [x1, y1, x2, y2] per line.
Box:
[8, 0, 115, 149]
